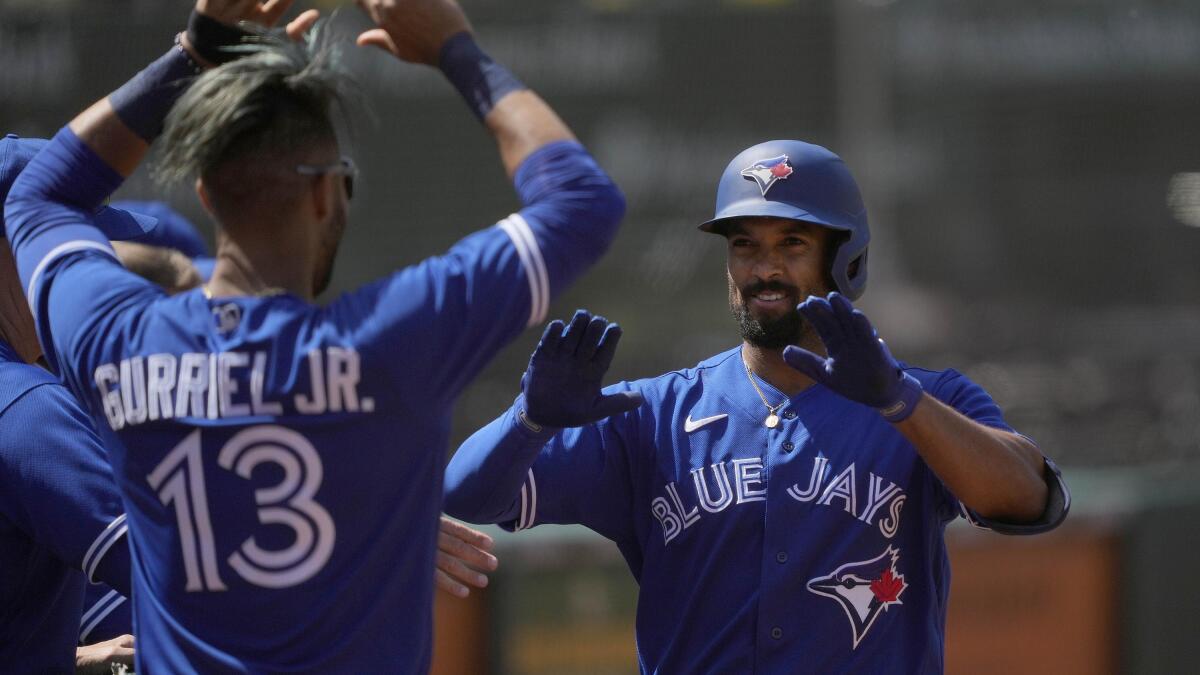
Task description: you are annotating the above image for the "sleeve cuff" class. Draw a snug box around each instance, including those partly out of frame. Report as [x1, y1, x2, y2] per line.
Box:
[961, 457, 1071, 535]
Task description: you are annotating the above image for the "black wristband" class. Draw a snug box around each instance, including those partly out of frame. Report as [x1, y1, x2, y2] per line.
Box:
[438, 32, 527, 121]
[109, 38, 201, 143]
[186, 10, 251, 65]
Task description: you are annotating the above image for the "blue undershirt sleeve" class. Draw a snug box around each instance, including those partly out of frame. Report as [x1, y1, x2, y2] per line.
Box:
[445, 382, 640, 545]
[3, 128, 159, 377]
[443, 400, 556, 525]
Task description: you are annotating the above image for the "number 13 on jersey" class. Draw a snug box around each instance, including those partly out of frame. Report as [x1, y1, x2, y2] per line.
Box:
[147, 426, 336, 591]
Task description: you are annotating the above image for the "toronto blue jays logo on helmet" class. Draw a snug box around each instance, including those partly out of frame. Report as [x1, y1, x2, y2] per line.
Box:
[740, 155, 794, 196]
[807, 546, 908, 649]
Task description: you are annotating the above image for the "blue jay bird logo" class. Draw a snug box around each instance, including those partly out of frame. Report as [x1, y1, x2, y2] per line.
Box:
[807, 547, 908, 649]
[740, 155, 794, 196]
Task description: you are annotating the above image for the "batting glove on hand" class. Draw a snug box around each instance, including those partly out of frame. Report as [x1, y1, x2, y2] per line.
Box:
[782, 292, 923, 422]
[518, 310, 644, 429]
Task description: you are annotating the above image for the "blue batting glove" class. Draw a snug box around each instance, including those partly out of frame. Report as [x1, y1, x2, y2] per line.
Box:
[518, 310, 644, 429]
[782, 293, 924, 422]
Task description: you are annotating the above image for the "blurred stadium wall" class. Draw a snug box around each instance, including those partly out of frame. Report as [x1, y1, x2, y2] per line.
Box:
[4, 1, 1200, 672]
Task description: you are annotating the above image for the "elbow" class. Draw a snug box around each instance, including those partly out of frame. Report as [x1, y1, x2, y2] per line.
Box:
[442, 463, 493, 524]
[973, 458, 1051, 524]
[591, 179, 627, 235]
[574, 178, 626, 256]
[442, 470, 473, 522]
[441, 487, 473, 523]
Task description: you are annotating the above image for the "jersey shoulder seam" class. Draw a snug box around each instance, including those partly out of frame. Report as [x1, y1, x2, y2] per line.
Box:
[0, 379, 65, 419]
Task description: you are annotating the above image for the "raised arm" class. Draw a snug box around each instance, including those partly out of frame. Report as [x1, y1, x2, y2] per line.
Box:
[358, 1, 625, 321]
[3, 2, 315, 374]
[783, 293, 1066, 527]
[356, 0, 573, 176]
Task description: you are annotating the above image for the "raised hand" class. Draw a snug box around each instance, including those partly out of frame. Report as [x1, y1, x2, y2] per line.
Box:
[782, 292, 924, 421]
[521, 310, 643, 429]
[435, 516, 497, 598]
[195, 0, 296, 28]
[355, 0, 472, 65]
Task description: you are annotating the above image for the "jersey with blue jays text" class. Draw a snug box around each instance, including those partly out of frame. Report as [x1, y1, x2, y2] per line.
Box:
[0, 339, 129, 672]
[445, 346, 1069, 674]
[5, 130, 624, 672]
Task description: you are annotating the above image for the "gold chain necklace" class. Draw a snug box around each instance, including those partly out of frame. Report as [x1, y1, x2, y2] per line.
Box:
[742, 354, 785, 428]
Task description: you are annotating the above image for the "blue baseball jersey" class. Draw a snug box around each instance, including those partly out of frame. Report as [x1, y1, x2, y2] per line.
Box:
[79, 582, 131, 646]
[5, 129, 624, 671]
[0, 339, 130, 672]
[445, 346, 1069, 674]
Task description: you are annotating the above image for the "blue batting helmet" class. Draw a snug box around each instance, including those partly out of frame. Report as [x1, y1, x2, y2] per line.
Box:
[699, 140, 870, 300]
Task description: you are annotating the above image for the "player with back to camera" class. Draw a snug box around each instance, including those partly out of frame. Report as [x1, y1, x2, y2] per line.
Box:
[4, 0, 623, 670]
[444, 140, 1071, 673]
[1, 139, 498, 672]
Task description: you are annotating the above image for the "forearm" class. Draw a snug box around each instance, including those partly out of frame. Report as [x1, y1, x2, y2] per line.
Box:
[895, 394, 1048, 521]
[485, 90, 575, 177]
[444, 400, 556, 524]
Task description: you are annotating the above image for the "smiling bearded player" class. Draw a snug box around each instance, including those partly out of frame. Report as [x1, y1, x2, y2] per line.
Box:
[443, 140, 1070, 674]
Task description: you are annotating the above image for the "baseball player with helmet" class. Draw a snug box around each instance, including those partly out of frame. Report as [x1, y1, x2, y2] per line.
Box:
[445, 140, 1070, 673]
[5, 0, 622, 670]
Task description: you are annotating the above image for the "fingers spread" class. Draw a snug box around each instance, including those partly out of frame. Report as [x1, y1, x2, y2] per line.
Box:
[356, 28, 399, 55]
[782, 345, 828, 382]
[560, 309, 593, 356]
[827, 292, 857, 333]
[533, 320, 565, 359]
[592, 390, 644, 419]
[576, 315, 608, 361]
[798, 296, 840, 345]
[591, 322, 623, 372]
[256, 0, 295, 26]
[285, 9, 320, 41]
[848, 307, 876, 342]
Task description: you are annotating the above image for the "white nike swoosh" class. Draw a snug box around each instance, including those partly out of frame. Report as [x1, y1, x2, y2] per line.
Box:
[684, 413, 728, 433]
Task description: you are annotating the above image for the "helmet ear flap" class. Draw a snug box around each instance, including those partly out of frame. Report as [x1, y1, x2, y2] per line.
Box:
[831, 236, 869, 300]
[700, 140, 871, 297]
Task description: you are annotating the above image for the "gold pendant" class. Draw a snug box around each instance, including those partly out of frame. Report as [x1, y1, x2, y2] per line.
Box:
[765, 413, 780, 429]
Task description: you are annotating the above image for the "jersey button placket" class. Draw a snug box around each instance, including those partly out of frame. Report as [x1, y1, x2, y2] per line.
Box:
[770, 627, 783, 640]
[776, 551, 788, 564]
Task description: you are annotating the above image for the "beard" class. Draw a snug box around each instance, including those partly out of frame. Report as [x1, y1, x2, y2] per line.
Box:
[729, 277, 818, 349]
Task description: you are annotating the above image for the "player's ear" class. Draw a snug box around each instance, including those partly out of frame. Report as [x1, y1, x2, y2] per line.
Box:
[309, 172, 333, 223]
[195, 178, 214, 216]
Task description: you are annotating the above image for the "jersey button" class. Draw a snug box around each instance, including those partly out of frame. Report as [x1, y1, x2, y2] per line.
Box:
[776, 551, 788, 564]
[781, 441, 795, 453]
[782, 410, 797, 420]
[771, 627, 783, 639]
